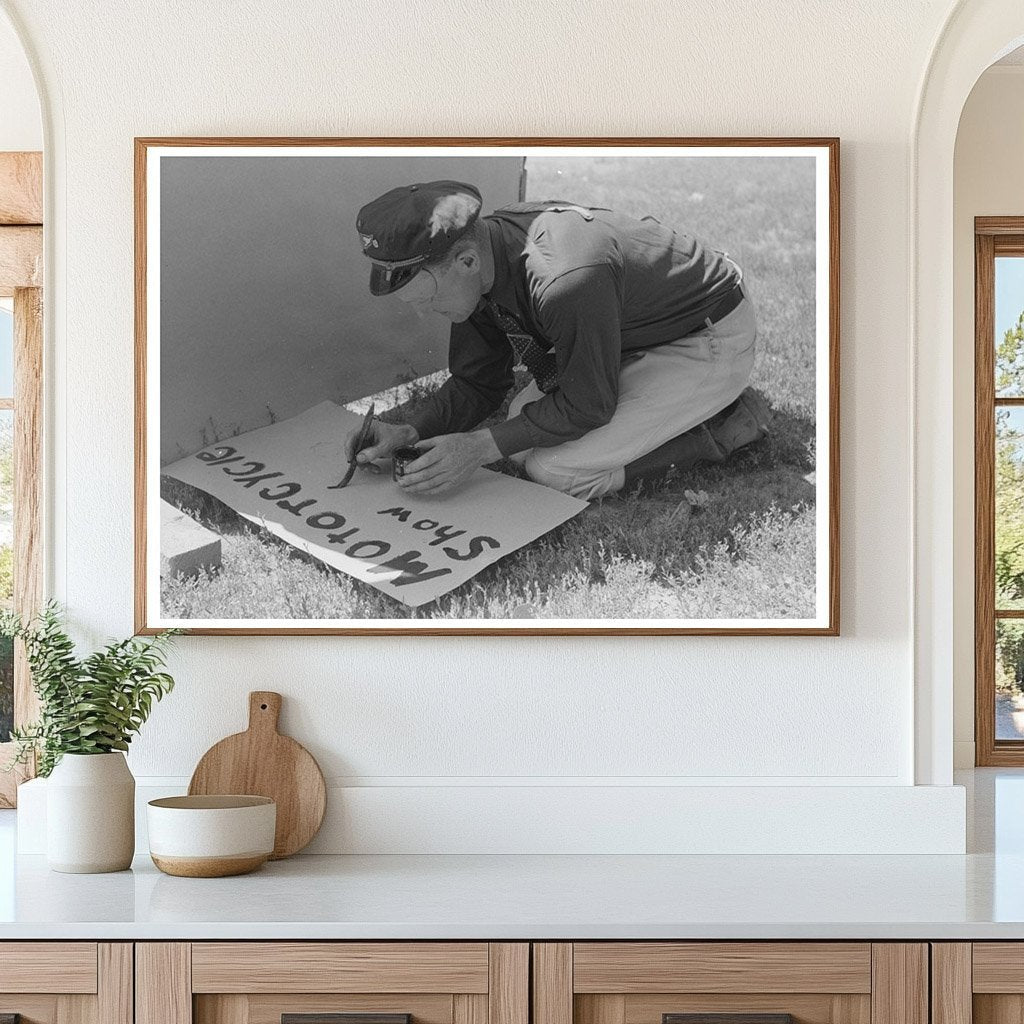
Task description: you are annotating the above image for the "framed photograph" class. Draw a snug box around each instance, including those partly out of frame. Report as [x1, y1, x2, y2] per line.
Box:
[135, 137, 839, 635]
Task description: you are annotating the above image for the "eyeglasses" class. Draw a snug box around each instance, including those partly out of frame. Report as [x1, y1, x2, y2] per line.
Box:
[396, 266, 441, 309]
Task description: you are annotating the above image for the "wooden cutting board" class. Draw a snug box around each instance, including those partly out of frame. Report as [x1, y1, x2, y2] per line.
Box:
[188, 691, 327, 859]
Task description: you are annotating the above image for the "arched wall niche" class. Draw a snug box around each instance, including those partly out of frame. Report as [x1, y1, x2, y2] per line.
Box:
[914, 1, 1024, 785]
[951, 46, 1024, 769]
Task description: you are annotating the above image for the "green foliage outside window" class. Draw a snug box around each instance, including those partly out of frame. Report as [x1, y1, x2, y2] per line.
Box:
[0, 416, 12, 741]
[995, 312, 1024, 696]
[996, 312, 1024, 609]
[997, 621, 1024, 695]
[997, 310, 1024, 396]
[0, 634, 11, 742]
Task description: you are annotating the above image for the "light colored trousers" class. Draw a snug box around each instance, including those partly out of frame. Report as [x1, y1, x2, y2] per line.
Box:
[508, 292, 757, 499]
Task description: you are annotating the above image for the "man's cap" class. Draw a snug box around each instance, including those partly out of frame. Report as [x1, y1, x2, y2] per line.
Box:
[356, 181, 483, 296]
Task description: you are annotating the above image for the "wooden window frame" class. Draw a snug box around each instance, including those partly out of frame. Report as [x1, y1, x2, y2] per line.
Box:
[0, 151, 43, 807]
[975, 217, 1024, 765]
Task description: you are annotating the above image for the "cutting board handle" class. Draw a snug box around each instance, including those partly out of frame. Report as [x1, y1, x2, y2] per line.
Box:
[248, 691, 282, 734]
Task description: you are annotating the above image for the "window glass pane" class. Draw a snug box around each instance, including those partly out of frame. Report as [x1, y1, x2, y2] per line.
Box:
[0, 636, 10, 743]
[996, 256, 1024, 397]
[0, 305, 12, 400]
[997, 407, 1024, 610]
[998, 620, 1024, 740]
[0, 409, 11, 742]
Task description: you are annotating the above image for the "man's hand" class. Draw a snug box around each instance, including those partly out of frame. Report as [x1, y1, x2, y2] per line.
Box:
[345, 419, 419, 467]
[397, 430, 501, 495]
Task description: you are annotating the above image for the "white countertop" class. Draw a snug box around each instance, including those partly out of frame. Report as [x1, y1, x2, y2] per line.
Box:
[0, 848, 1022, 941]
[1, 769, 1022, 941]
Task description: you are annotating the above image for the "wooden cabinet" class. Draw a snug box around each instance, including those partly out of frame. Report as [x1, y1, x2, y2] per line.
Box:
[0, 942, 132, 1024]
[136, 944, 528, 1024]
[0, 938, 957, 1024]
[532, 944, 928, 1024]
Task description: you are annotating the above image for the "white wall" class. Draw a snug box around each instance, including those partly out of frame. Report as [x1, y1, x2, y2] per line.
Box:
[952, 66, 1024, 767]
[0, 11, 39, 151]
[0, 0, 973, 852]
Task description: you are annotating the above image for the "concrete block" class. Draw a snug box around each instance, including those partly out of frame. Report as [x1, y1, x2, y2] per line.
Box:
[160, 500, 222, 579]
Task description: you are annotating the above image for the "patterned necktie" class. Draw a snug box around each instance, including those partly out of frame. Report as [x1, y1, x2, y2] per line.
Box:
[485, 300, 560, 394]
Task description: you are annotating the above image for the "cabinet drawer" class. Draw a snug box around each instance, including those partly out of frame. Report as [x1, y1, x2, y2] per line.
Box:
[191, 943, 491, 993]
[0, 942, 98, 993]
[572, 944, 872, 994]
[0, 943, 130, 1024]
[534, 944, 926, 1024]
[139, 943, 528, 1024]
[973, 943, 1024, 992]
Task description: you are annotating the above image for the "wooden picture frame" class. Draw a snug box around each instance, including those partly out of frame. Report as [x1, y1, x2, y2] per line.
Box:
[135, 137, 840, 636]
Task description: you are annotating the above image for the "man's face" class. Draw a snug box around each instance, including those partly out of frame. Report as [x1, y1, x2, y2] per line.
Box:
[395, 249, 484, 323]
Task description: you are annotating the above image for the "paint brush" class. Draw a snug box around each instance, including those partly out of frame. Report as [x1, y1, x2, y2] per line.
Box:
[330, 403, 375, 489]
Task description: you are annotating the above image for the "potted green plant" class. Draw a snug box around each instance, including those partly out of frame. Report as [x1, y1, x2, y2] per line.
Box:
[2, 603, 178, 873]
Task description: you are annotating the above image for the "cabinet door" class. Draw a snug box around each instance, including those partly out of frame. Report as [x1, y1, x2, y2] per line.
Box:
[137, 943, 528, 1024]
[0, 943, 131, 1024]
[941, 943, 1024, 1024]
[533, 944, 927, 1024]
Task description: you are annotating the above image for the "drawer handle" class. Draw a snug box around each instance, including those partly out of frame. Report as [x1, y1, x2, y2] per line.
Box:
[283, 1016, 411, 1024]
[664, 1016, 795, 1024]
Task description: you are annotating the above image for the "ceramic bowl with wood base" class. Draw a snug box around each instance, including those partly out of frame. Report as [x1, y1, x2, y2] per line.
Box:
[147, 795, 276, 877]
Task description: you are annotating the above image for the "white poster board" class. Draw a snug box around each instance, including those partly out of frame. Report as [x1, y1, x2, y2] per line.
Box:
[161, 402, 587, 609]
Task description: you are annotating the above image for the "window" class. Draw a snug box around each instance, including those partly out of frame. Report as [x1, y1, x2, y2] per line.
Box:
[0, 301, 12, 745]
[0, 287, 42, 807]
[0, 149, 43, 806]
[976, 219, 1024, 764]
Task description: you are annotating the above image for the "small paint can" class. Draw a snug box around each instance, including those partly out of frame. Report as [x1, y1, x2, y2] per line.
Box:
[392, 446, 422, 481]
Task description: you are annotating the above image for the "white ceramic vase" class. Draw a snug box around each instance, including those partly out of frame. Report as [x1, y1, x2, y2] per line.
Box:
[46, 752, 135, 873]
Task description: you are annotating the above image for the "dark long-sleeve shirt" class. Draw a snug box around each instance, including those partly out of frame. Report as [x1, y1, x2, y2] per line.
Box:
[407, 202, 739, 457]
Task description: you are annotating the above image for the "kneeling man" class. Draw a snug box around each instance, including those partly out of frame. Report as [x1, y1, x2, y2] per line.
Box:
[347, 180, 770, 500]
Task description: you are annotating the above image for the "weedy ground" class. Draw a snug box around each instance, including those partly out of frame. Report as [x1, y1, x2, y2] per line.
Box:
[162, 156, 819, 621]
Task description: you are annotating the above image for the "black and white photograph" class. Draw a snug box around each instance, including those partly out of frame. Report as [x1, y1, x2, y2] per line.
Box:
[136, 139, 838, 634]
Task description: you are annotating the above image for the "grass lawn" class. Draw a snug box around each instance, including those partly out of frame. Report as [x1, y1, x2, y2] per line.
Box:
[162, 155, 819, 621]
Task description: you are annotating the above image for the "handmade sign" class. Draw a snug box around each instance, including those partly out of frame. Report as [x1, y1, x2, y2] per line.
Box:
[161, 402, 588, 608]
